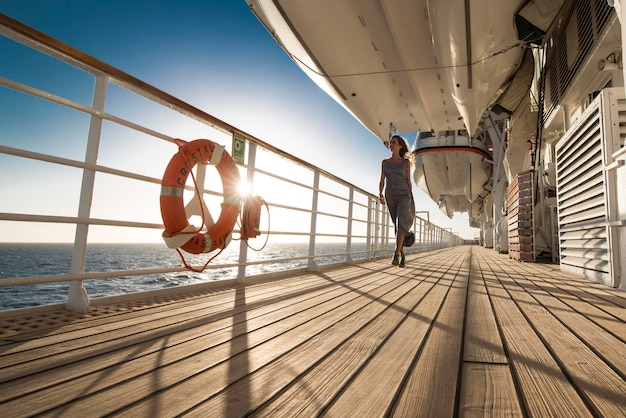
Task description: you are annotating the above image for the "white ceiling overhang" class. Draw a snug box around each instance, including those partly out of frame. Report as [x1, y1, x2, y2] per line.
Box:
[247, 0, 537, 142]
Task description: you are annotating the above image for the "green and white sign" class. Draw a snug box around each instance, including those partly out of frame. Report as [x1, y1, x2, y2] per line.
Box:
[232, 133, 245, 164]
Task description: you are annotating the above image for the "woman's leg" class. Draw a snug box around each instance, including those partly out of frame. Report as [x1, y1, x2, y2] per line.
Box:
[397, 195, 412, 267]
[396, 233, 405, 266]
[396, 232, 404, 255]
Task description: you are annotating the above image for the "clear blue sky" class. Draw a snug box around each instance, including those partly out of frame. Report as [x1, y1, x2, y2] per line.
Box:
[1, 0, 478, 239]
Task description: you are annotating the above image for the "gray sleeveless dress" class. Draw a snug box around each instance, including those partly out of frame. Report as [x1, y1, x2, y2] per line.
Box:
[383, 158, 414, 236]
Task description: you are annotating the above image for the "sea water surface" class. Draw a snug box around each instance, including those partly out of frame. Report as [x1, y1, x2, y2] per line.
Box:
[0, 242, 377, 310]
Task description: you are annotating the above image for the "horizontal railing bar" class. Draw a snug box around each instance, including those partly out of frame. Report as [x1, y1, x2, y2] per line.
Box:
[265, 201, 378, 218]
[0, 268, 186, 287]
[0, 211, 400, 242]
[347, 218, 369, 225]
[315, 211, 352, 222]
[247, 165, 320, 196]
[0, 144, 164, 186]
[245, 165, 370, 211]
[0, 144, 227, 200]
[262, 201, 314, 213]
[266, 231, 384, 240]
[248, 165, 369, 208]
[0, 212, 163, 229]
[242, 165, 370, 213]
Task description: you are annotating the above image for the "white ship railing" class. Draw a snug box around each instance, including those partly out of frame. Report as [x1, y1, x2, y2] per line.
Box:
[0, 14, 463, 313]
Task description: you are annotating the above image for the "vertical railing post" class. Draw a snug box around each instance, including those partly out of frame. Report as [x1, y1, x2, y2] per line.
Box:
[367, 197, 374, 259]
[415, 211, 429, 251]
[428, 222, 432, 249]
[67, 74, 107, 313]
[380, 200, 390, 256]
[414, 218, 420, 249]
[237, 141, 256, 283]
[345, 187, 354, 264]
[381, 203, 388, 255]
[308, 171, 320, 271]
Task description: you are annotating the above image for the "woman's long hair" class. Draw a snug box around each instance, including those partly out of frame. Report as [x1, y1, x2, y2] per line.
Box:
[391, 134, 410, 159]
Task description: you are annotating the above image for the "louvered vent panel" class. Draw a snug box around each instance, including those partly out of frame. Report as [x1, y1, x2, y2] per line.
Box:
[618, 97, 626, 146]
[556, 101, 609, 280]
[543, 0, 614, 124]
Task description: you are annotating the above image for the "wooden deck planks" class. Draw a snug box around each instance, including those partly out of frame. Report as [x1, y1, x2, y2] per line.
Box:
[35, 268, 428, 416]
[459, 252, 522, 417]
[477, 256, 594, 417]
[459, 363, 523, 417]
[2, 269, 398, 415]
[463, 251, 508, 364]
[0, 246, 624, 417]
[116, 272, 424, 417]
[116, 252, 471, 417]
[389, 251, 469, 417]
[0, 270, 376, 401]
[475, 252, 626, 417]
[474, 249, 626, 417]
[191, 261, 456, 417]
[251, 274, 444, 418]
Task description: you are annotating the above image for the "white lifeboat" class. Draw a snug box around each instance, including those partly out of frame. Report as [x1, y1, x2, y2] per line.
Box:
[411, 131, 492, 218]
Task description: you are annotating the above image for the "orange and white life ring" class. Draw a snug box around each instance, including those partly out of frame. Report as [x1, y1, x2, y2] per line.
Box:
[160, 138, 240, 254]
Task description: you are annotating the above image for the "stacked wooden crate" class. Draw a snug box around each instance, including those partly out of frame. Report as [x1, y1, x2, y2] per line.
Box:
[507, 170, 535, 261]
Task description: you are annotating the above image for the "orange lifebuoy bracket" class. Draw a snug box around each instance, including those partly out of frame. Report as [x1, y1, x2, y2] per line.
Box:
[160, 138, 241, 255]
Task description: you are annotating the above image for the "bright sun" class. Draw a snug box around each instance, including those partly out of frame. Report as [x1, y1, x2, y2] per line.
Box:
[238, 180, 251, 196]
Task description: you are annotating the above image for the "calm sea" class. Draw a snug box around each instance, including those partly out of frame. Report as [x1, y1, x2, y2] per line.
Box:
[0, 242, 380, 311]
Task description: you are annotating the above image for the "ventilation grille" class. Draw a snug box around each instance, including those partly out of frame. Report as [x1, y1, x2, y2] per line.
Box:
[618, 97, 626, 147]
[555, 89, 624, 285]
[542, 0, 614, 124]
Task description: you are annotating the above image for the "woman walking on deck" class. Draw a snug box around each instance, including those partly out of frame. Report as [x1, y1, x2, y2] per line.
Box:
[379, 134, 415, 267]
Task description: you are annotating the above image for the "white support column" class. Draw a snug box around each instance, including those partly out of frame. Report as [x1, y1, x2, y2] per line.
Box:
[485, 111, 508, 252]
[607, 0, 625, 289]
[614, 152, 626, 290]
[602, 89, 625, 288]
[492, 180, 508, 252]
[67, 74, 108, 313]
